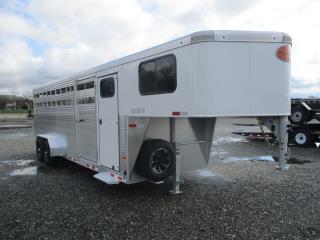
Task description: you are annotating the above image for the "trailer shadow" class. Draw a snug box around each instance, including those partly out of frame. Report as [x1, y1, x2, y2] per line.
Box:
[272, 156, 313, 165]
[37, 157, 175, 196]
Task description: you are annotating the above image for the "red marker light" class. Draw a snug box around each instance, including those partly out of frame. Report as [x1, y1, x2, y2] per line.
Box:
[276, 45, 290, 62]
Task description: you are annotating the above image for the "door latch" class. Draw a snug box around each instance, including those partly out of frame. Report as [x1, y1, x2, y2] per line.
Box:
[99, 119, 102, 125]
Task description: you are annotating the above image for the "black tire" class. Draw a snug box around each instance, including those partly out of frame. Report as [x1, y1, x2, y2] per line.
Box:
[290, 107, 306, 124]
[36, 138, 44, 162]
[42, 141, 56, 166]
[292, 128, 312, 147]
[135, 139, 175, 182]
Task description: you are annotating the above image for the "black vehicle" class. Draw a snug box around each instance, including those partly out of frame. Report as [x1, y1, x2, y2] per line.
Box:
[233, 98, 320, 147]
[289, 98, 320, 147]
[290, 98, 320, 124]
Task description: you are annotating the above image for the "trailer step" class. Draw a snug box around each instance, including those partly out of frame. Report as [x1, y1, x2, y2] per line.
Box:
[94, 172, 119, 185]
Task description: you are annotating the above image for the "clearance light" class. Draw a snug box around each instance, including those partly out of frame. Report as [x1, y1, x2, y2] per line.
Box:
[276, 45, 290, 62]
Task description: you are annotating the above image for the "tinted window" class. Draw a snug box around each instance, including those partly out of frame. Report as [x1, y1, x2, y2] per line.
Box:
[139, 54, 176, 95]
[100, 78, 115, 98]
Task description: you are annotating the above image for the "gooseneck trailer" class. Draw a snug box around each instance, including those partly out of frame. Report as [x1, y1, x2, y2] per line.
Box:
[33, 30, 292, 193]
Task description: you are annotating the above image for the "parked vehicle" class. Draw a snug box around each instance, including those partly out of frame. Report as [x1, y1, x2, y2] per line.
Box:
[290, 98, 320, 124]
[233, 99, 320, 147]
[289, 98, 320, 146]
[33, 30, 292, 193]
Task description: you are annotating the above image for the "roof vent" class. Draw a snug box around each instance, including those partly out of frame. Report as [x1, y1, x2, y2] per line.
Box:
[191, 31, 215, 43]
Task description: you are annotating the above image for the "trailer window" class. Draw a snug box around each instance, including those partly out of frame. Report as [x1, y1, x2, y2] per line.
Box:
[100, 78, 115, 98]
[77, 84, 85, 91]
[139, 54, 176, 95]
[86, 81, 94, 89]
[51, 90, 55, 95]
[56, 89, 60, 94]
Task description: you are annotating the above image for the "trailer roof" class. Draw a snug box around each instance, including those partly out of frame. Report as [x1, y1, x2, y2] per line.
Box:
[34, 30, 292, 91]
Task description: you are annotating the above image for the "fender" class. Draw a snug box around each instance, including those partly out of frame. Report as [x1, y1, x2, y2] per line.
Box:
[37, 133, 68, 156]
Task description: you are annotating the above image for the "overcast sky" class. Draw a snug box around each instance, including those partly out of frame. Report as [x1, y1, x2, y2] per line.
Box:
[0, 0, 319, 97]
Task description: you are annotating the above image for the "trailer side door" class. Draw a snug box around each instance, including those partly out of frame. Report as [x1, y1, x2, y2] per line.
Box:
[75, 77, 98, 163]
[98, 74, 120, 171]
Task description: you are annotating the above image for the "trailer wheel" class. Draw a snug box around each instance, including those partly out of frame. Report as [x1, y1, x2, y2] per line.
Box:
[36, 138, 44, 162]
[42, 141, 56, 166]
[136, 139, 175, 182]
[292, 128, 312, 147]
[290, 107, 306, 124]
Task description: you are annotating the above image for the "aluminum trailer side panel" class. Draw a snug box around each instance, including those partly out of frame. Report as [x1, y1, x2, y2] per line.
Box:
[34, 79, 76, 156]
[118, 41, 290, 117]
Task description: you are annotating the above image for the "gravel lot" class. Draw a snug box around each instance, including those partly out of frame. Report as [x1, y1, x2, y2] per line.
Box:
[0, 117, 320, 240]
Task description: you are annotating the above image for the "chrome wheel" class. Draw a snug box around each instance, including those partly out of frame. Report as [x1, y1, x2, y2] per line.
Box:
[291, 111, 303, 123]
[150, 147, 171, 174]
[295, 132, 307, 145]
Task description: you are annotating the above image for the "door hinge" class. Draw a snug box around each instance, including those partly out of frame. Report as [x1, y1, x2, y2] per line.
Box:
[99, 119, 102, 125]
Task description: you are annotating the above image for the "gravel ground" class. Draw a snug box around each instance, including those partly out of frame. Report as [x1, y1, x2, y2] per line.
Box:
[0, 118, 320, 240]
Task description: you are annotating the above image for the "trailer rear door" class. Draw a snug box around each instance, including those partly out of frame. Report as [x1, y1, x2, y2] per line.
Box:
[98, 74, 120, 171]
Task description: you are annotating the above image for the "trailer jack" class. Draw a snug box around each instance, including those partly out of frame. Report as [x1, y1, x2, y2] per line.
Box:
[259, 116, 290, 171]
[170, 117, 182, 194]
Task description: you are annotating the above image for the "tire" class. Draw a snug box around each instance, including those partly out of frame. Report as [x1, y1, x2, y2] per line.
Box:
[292, 128, 312, 147]
[36, 138, 44, 162]
[135, 139, 175, 182]
[42, 141, 56, 166]
[290, 107, 306, 124]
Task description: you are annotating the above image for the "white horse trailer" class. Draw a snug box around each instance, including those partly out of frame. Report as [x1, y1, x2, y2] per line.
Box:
[33, 30, 292, 193]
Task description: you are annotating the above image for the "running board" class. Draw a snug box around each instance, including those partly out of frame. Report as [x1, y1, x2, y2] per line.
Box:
[94, 172, 119, 185]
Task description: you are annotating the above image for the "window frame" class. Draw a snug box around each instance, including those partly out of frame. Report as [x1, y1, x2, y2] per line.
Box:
[138, 54, 177, 96]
